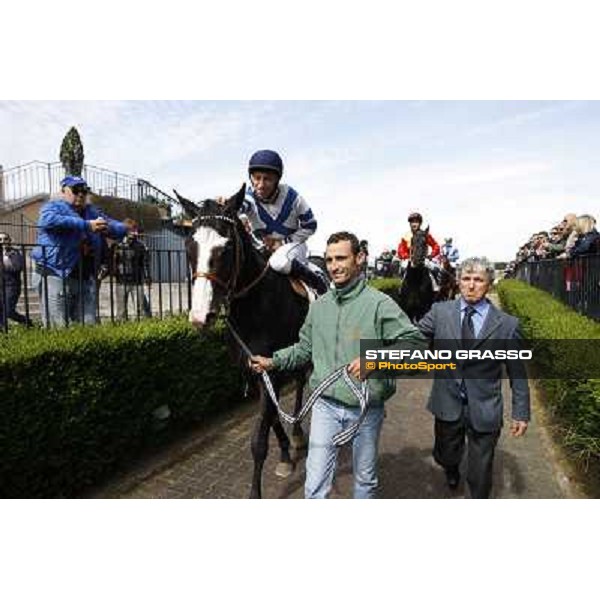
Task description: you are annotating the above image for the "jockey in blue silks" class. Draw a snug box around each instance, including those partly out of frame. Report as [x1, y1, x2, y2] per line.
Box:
[440, 237, 460, 267]
[240, 149, 328, 294]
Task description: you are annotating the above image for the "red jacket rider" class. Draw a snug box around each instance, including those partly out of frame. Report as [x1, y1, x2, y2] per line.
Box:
[397, 212, 440, 260]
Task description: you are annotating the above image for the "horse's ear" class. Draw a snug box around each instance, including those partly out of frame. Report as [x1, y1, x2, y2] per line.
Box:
[424, 225, 430, 234]
[173, 189, 201, 219]
[225, 183, 246, 213]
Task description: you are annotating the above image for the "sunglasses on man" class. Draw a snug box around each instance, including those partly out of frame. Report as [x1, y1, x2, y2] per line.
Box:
[70, 186, 90, 195]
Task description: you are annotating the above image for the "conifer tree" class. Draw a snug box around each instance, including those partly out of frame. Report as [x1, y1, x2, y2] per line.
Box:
[59, 127, 84, 176]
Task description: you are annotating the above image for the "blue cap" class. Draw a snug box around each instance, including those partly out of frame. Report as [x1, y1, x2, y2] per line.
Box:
[248, 150, 283, 177]
[60, 175, 88, 188]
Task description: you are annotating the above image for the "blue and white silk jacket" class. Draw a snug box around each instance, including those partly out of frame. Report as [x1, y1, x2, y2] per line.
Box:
[241, 184, 317, 244]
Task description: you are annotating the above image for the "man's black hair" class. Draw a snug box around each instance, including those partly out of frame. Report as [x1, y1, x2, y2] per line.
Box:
[327, 231, 360, 255]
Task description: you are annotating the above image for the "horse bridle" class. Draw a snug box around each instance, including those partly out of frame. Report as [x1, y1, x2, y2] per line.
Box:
[191, 213, 269, 302]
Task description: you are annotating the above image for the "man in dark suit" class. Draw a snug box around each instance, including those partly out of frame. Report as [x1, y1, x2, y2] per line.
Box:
[418, 256, 530, 498]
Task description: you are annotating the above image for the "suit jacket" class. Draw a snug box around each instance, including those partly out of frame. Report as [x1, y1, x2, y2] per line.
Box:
[417, 298, 530, 432]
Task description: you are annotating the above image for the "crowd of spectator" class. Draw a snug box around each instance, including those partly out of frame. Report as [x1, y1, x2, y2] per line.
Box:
[374, 248, 398, 277]
[371, 235, 459, 280]
[504, 212, 600, 277]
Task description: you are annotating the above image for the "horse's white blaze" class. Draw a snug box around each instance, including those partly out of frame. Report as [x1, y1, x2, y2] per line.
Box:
[190, 227, 228, 324]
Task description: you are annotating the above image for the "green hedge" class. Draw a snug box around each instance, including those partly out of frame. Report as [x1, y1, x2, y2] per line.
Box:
[0, 318, 243, 498]
[368, 277, 402, 292]
[497, 279, 600, 469]
[369, 278, 402, 304]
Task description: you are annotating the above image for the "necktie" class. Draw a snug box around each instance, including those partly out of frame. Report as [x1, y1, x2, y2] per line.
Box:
[462, 305, 476, 342]
[460, 305, 477, 401]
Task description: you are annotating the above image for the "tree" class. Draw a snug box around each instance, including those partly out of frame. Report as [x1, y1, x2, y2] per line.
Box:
[59, 127, 84, 176]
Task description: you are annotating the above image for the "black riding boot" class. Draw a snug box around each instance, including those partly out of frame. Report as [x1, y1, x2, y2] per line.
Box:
[289, 259, 329, 295]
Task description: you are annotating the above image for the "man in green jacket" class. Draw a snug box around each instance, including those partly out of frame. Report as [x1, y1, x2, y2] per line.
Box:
[251, 231, 424, 498]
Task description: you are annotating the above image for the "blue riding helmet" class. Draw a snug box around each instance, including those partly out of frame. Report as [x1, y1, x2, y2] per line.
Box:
[248, 150, 284, 178]
[60, 175, 89, 188]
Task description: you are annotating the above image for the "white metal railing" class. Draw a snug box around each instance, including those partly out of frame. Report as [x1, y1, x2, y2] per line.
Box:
[0, 161, 177, 212]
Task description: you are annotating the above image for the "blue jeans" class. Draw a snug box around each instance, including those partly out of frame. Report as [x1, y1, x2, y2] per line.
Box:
[305, 397, 385, 499]
[35, 273, 97, 327]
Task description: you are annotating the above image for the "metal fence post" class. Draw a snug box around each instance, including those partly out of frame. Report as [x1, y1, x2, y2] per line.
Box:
[0, 164, 5, 208]
[0, 241, 7, 333]
[21, 242, 31, 326]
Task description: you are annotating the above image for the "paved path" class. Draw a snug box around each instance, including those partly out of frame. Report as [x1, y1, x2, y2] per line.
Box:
[89, 376, 575, 499]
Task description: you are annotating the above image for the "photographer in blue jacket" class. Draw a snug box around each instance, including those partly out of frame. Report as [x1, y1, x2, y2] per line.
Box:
[31, 176, 128, 327]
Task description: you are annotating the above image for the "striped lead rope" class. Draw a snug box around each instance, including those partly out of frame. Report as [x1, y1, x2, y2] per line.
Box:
[260, 364, 370, 447]
[226, 318, 370, 446]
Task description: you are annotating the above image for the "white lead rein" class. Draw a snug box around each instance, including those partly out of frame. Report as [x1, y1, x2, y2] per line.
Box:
[226, 318, 370, 447]
[260, 365, 370, 447]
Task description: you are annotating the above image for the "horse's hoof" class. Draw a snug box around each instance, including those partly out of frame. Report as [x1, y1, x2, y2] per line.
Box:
[275, 461, 295, 478]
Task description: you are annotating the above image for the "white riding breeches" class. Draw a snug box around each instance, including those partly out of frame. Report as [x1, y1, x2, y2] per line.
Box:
[268, 241, 308, 274]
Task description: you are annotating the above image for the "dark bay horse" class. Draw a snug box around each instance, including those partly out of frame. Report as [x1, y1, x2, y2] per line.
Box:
[398, 228, 435, 323]
[437, 255, 459, 301]
[177, 184, 310, 499]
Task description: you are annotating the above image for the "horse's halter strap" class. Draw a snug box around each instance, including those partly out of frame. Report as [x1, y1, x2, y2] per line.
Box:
[192, 270, 230, 289]
[192, 213, 268, 302]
